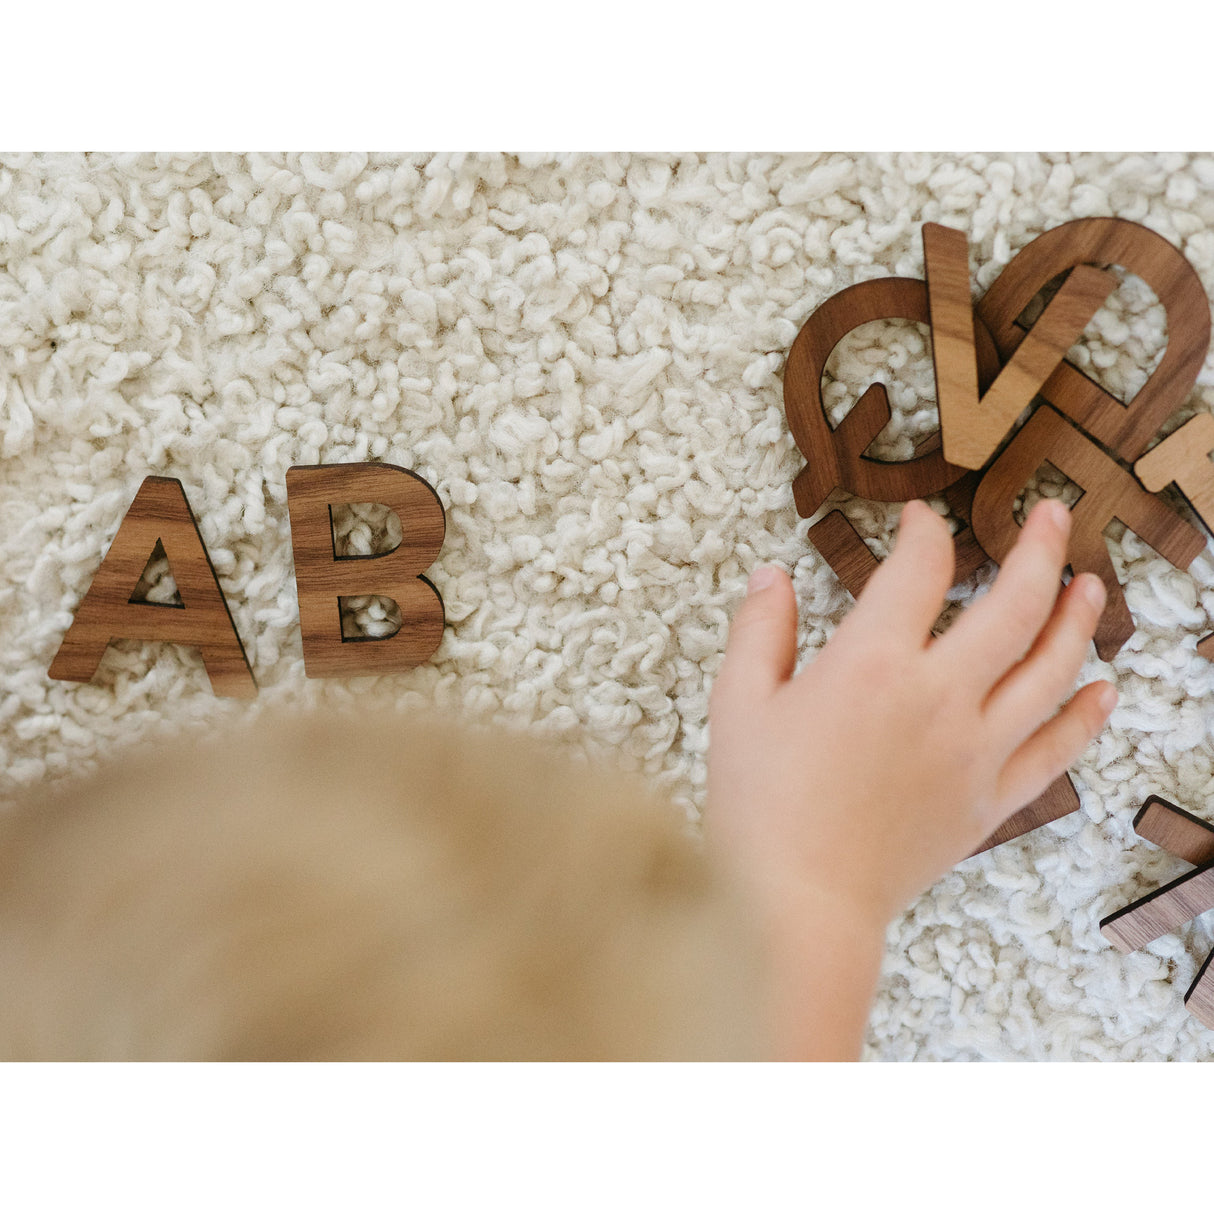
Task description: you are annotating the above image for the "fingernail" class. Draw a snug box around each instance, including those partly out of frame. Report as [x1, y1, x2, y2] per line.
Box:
[748, 567, 779, 595]
[1099, 683, 1118, 714]
[1079, 573, 1106, 610]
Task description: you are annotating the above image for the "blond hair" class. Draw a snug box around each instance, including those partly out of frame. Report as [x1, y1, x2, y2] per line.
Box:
[0, 708, 763, 1060]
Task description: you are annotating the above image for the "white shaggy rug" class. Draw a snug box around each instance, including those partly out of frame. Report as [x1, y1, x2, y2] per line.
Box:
[3, 151, 1213, 1062]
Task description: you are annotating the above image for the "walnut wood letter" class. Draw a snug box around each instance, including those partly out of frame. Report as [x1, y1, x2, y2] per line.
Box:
[286, 463, 445, 678]
[47, 476, 256, 698]
[975, 217, 1211, 462]
[783, 277, 1002, 518]
[970, 406, 1207, 660]
[1102, 797, 1214, 1029]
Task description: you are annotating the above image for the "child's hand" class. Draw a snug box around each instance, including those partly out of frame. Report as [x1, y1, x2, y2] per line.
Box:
[707, 497, 1115, 954]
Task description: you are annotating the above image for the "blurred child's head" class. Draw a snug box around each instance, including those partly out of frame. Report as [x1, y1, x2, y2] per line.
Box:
[0, 708, 764, 1060]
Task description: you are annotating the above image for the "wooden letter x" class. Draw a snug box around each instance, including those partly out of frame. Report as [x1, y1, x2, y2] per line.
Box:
[1100, 797, 1214, 1029]
[923, 223, 1118, 471]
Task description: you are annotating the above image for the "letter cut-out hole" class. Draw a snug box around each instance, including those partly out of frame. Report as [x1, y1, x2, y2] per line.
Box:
[1013, 459, 1086, 530]
[823, 318, 939, 463]
[1015, 266, 1168, 408]
[129, 539, 184, 608]
[329, 502, 406, 640]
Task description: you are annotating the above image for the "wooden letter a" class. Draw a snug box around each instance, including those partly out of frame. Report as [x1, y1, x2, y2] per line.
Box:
[47, 476, 256, 698]
[285, 463, 445, 678]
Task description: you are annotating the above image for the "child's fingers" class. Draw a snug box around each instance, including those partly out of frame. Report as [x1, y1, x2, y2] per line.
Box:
[936, 499, 1071, 691]
[840, 500, 954, 648]
[710, 565, 799, 712]
[985, 680, 1117, 828]
[981, 572, 1107, 752]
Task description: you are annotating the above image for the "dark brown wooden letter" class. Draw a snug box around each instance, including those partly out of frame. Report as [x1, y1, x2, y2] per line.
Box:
[970, 406, 1206, 660]
[285, 463, 445, 678]
[47, 476, 256, 698]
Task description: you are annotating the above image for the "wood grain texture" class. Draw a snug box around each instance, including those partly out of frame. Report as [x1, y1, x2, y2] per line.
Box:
[286, 463, 445, 679]
[1183, 948, 1214, 1029]
[924, 223, 1115, 471]
[923, 224, 982, 469]
[1104, 798, 1214, 1027]
[969, 773, 1080, 856]
[804, 505, 1080, 854]
[1099, 859, 1214, 953]
[784, 277, 1001, 518]
[1134, 411, 1214, 532]
[805, 510, 881, 594]
[1134, 796, 1214, 866]
[970, 405, 1207, 660]
[975, 217, 1211, 462]
[47, 476, 256, 698]
[806, 493, 989, 606]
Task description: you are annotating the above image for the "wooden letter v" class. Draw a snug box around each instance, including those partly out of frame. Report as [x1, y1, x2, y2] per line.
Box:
[923, 222, 1117, 470]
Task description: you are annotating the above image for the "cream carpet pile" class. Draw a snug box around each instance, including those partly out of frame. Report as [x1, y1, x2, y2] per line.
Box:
[3, 152, 1213, 1061]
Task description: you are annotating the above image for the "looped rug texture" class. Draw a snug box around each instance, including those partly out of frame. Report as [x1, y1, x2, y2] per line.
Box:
[2, 152, 1213, 1061]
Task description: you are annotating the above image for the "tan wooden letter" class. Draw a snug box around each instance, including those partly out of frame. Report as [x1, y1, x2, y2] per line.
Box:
[923, 223, 1116, 471]
[1134, 411, 1214, 532]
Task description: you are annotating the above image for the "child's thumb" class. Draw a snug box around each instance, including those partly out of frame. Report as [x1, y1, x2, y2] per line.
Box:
[712, 566, 798, 710]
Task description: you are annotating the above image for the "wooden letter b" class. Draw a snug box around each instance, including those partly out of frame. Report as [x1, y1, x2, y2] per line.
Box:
[285, 463, 446, 678]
